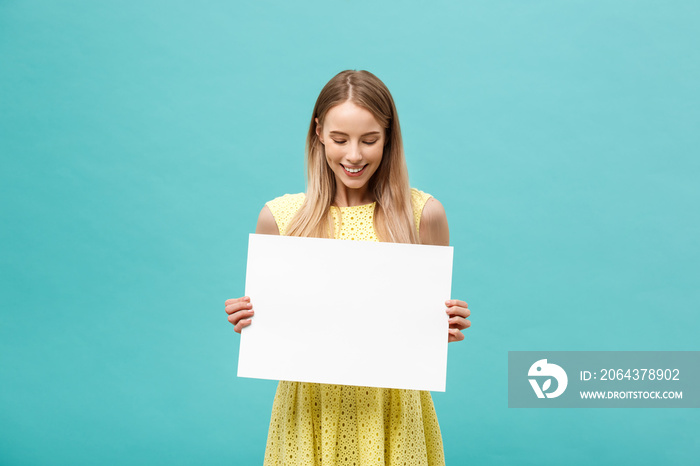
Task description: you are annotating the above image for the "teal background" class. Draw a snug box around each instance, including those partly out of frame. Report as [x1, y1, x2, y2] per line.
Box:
[1, 0, 698, 464]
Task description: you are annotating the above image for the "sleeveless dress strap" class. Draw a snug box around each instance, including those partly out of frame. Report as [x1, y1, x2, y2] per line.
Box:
[410, 187, 433, 235]
[265, 193, 306, 236]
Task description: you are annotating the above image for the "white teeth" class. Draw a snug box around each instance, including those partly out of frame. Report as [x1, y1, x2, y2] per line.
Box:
[344, 166, 363, 173]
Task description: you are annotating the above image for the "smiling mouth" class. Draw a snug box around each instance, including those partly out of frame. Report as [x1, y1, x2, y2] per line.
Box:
[341, 164, 367, 176]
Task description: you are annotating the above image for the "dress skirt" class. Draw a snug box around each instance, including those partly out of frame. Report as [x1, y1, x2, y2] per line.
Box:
[263, 381, 445, 466]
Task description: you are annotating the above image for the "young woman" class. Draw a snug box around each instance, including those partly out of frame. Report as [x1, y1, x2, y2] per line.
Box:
[225, 70, 471, 465]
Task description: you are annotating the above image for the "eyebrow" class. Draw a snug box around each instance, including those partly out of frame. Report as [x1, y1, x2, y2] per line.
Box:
[329, 131, 381, 137]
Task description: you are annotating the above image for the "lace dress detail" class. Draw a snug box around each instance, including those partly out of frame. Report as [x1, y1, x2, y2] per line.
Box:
[263, 188, 444, 466]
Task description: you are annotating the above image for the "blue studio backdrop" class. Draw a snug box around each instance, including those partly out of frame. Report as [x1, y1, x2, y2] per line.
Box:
[1, 1, 698, 464]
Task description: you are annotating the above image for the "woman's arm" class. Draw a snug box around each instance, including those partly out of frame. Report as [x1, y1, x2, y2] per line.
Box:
[256, 205, 280, 235]
[419, 197, 471, 342]
[419, 197, 449, 246]
[225, 206, 280, 332]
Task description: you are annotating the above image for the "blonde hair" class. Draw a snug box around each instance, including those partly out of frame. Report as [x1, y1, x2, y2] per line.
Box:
[286, 70, 419, 244]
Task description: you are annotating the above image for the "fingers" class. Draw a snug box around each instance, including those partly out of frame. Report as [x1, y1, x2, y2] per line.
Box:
[445, 300, 470, 319]
[445, 299, 468, 309]
[446, 298, 471, 342]
[225, 297, 252, 315]
[234, 318, 253, 333]
[448, 316, 471, 330]
[448, 328, 464, 343]
[227, 308, 254, 324]
[225, 296, 251, 313]
[228, 311, 254, 333]
[225, 296, 254, 334]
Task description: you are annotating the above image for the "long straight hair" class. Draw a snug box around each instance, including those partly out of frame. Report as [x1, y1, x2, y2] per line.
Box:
[286, 70, 418, 244]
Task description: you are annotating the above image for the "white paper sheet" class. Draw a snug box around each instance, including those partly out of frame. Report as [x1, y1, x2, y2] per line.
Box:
[238, 233, 454, 391]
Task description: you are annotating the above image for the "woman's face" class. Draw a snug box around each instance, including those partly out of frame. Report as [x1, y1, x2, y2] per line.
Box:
[316, 101, 385, 193]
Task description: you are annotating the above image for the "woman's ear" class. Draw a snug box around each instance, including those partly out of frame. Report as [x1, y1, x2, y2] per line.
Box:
[315, 117, 324, 144]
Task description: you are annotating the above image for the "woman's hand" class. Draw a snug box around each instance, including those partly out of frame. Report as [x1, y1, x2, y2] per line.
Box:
[225, 296, 254, 333]
[446, 299, 471, 342]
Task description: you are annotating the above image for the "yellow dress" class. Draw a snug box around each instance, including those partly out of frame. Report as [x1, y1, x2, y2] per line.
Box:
[263, 188, 445, 466]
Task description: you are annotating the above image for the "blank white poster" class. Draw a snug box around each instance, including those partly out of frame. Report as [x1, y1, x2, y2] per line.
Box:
[238, 234, 454, 391]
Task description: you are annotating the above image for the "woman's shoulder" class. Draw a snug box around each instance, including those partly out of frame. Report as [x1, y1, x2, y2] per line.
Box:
[266, 192, 306, 210]
[410, 188, 449, 245]
[411, 188, 449, 246]
[410, 187, 434, 231]
[265, 193, 306, 236]
[410, 187, 433, 210]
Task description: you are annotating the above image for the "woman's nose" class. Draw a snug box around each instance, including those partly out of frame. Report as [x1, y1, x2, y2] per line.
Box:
[346, 144, 362, 163]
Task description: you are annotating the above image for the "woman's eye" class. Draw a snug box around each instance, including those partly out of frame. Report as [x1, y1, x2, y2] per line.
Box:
[332, 139, 346, 144]
[364, 140, 378, 145]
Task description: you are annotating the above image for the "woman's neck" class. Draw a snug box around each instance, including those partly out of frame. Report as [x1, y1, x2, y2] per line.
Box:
[333, 186, 375, 207]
